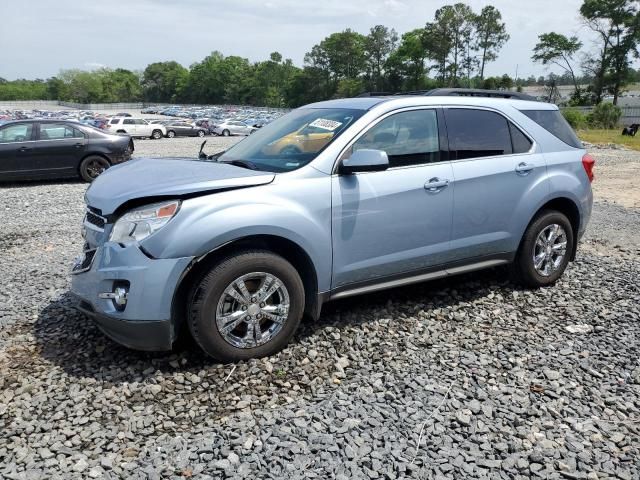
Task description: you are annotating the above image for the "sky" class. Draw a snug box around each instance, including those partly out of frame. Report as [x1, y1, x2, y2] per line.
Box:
[0, 0, 595, 81]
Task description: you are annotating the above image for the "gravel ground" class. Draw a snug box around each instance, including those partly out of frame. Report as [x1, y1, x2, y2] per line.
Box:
[0, 148, 639, 479]
[131, 135, 241, 159]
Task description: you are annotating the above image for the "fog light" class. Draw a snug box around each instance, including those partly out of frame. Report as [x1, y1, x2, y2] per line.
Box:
[99, 285, 129, 310]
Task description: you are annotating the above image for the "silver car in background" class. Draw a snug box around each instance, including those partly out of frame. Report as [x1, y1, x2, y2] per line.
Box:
[212, 120, 257, 136]
[70, 89, 594, 362]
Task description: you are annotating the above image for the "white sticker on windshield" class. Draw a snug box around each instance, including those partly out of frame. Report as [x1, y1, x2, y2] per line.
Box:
[308, 119, 343, 131]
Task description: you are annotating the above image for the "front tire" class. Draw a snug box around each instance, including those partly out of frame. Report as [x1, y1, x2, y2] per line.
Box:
[222, 129, 230, 137]
[513, 210, 574, 287]
[197, 130, 205, 137]
[167, 130, 176, 138]
[188, 250, 305, 362]
[151, 129, 162, 140]
[79, 155, 110, 182]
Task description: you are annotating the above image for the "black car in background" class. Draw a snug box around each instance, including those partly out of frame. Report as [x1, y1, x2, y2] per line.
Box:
[0, 120, 133, 182]
[164, 121, 208, 138]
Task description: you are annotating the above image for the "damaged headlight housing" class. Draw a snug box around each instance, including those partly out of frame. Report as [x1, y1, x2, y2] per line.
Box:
[110, 200, 180, 244]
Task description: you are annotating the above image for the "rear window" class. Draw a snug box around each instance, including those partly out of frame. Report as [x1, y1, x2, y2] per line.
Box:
[520, 110, 582, 148]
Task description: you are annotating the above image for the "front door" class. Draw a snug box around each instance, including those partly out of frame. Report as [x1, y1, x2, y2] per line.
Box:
[331, 108, 454, 289]
[0, 122, 37, 180]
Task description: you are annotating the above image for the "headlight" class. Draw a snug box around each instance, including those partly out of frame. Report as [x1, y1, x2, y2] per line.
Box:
[110, 200, 180, 244]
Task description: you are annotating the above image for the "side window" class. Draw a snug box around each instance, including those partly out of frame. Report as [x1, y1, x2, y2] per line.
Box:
[445, 109, 513, 160]
[510, 123, 533, 154]
[0, 124, 33, 143]
[135, 119, 147, 125]
[123, 119, 135, 125]
[40, 123, 83, 140]
[110, 119, 120, 125]
[349, 109, 440, 168]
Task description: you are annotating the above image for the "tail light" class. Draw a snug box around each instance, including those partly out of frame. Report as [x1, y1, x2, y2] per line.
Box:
[582, 154, 595, 183]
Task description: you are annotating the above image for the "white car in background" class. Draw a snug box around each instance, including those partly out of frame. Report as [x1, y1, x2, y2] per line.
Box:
[107, 118, 166, 139]
[212, 120, 257, 136]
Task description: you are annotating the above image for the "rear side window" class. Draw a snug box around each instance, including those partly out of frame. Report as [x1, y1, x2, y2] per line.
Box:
[444, 109, 512, 160]
[510, 123, 533, 153]
[123, 119, 135, 125]
[520, 110, 582, 148]
[110, 119, 120, 125]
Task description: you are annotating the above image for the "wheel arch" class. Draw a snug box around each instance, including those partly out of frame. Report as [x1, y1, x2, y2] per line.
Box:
[520, 196, 581, 261]
[171, 234, 321, 339]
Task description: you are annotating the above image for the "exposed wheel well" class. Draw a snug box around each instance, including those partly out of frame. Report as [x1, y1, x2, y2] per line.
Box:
[171, 235, 320, 339]
[526, 197, 581, 260]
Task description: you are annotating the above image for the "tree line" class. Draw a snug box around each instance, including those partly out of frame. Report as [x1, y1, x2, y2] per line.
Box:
[1, 0, 639, 107]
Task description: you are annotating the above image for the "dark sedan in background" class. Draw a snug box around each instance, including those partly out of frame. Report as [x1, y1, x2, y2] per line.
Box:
[164, 121, 208, 138]
[0, 120, 133, 182]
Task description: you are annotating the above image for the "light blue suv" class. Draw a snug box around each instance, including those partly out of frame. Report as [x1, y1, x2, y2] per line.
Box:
[71, 89, 594, 361]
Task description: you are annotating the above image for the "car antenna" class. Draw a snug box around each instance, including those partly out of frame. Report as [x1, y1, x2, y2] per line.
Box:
[199, 140, 207, 159]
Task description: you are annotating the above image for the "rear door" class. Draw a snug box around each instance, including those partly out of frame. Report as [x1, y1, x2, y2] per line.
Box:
[0, 122, 37, 179]
[32, 122, 87, 177]
[122, 118, 137, 136]
[133, 119, 149, 137]
[444, 107, 548, 260]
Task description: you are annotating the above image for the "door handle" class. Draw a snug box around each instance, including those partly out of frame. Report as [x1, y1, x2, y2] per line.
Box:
[19, 146, 30, 152]
[515, 162, 535, 175]
[74, 143, 83, 148]
[425, 177, 450, 192]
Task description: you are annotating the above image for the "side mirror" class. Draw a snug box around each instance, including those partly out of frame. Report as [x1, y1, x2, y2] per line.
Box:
[340, 149, 389, 174]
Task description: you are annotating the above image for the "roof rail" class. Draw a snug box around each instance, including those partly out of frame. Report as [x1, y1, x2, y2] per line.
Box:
[402, 88, 537, 101]
[356, 88, 537, 101]
[355, 92, 394, 97]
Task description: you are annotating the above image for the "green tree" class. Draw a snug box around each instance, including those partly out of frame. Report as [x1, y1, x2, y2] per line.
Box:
[364, 25, 398, 91]
[475, 6, 510, 80]
[58, 69, 105, 103]
[428, 3, 476, 85]
[581, 0, 640, 105]
[387, 29, 430, 90]
[532, 32, 584, 101]
[101, 68, 142, 102]
[142, 61, 189, 103]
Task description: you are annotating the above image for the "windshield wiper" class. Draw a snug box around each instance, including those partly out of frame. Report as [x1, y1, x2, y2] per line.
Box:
[219, 159, 260, 171]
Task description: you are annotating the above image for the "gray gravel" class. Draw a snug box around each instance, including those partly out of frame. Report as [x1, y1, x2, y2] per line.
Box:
[131, 135, 241, 159]
[0, 148, 639, 479]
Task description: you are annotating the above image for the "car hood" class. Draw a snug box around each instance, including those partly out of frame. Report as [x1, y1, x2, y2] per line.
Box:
[86, 157, 275, 215]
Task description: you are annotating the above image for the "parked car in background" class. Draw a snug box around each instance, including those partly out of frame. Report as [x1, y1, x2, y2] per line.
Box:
[212, 120, 257, 136]
[116, 112, 132, 117]
[164, 122, 208, 138]
[70, 90, 594, 361]
[0, 119, 133, 182]
[107, 118, 166, 139]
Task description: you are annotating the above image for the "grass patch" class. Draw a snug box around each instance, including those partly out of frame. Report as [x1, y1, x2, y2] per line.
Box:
[578, 128, 640, 150]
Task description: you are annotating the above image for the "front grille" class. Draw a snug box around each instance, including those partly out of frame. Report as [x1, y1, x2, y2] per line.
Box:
[85, 209, 106, 230]
[72, 248, 96, 274]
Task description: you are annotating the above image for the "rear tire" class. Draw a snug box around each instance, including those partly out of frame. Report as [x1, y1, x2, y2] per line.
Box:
[197, 130, 205, 137]
[167, 130, 176, 138]
[513, 210, 574, 288]
[188, 250, 305, 362]
[79, 155, 110, 182]
[222, 129, 230, 137]
[151, 129, 162, 140]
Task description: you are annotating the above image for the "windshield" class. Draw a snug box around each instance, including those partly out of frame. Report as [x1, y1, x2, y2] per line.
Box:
[218, 108, 364, 172]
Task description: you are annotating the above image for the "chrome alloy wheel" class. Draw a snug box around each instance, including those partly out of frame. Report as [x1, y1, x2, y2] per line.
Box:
[532, 224, 568, 277]
[215, 272, 290, 349]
